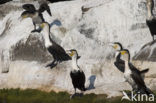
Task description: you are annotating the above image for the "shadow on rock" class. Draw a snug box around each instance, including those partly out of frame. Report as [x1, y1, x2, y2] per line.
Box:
[86, 75, 96, 90]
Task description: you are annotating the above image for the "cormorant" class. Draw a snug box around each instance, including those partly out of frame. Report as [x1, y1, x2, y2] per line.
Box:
[40, 22, 71, 68]
[66, 49, 86, 97]
[21, 3, 52, 33]
[110, 42, 149, 78]
[146, 0, 156, 41]
[120, 49, 152, 95]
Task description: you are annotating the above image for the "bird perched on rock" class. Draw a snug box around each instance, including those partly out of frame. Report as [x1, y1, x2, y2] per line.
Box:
[66, 49, 86, 98]
[21, 3, 52, 33]
[110, 42, 149, 79]
[40, 21, 71, 68]
[120, 49, 152, 95]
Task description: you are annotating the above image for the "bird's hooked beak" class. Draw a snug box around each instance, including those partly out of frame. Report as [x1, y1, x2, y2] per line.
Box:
[113, 44, 118, 49]
[66, 50, 74, 57]
[22, 15, 28, 19]
[66, 50, 81, 59]
[19, 15, 28, 21]
[109, 42, 118, 49]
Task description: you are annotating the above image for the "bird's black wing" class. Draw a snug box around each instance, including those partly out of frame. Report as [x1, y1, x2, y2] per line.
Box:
[131, 71, 152, 95]
[129, 63, 140, 74]
[114, 60, 125, 72]
[140, 68, 149, 74]
[129, 63, 149, 75]
[131, 71, 146, 89]
[54, 43, 71, 60]
[49, 34, 71, 61]
[39, 3, 52, 16]
[22, 4, 36, 12]
[114, 53, 125, 72]
[78, 70, 86, 91]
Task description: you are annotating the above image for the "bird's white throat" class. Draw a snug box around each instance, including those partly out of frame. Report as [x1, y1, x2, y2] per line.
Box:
[42, 26, 52, 48]
[124, 61, 131, 74]
[72, 56, 79, 71]
[146, 0, 154, 20]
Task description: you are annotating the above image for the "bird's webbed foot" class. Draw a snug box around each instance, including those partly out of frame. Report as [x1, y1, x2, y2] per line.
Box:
[70, 93, 83, 99]
[46, 60, 58, 69]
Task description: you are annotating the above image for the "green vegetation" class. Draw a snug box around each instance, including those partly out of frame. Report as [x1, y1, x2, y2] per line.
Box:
[0, 89, 155, 103]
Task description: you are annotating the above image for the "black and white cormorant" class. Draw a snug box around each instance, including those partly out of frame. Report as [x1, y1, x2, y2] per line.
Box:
[146, 0, 156, 41]
[110, 42, 149, 77]
[120, 49, 152, 95]
[40, 22, 71, 68]
[66, 49, 86, 97]
[21, 3, 52, 32]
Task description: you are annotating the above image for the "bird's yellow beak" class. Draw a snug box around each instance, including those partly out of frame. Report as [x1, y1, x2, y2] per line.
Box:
[22, 15, 28, 19]
[113, 44, 118, 49]
[19, 15, 27, 21]
[40, 23, 45, 29]
[68, 51, 74, 57]
[120, 51, 127, 55]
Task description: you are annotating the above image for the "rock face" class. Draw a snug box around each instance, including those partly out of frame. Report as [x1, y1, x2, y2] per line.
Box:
[134, 40, 156, 61]
[0, 0, 156, 97]
[12, 33, 52, 63]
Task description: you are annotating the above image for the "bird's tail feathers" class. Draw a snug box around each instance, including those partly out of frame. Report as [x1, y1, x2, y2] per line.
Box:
[145, 87, 154, 96]
[140, 87, 154, 96]
[140, 68, 149, 74]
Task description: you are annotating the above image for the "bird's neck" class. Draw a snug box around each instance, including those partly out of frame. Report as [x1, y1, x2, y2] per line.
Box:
[32, 12, 39, 18]
[72, 57, 80, 71]
[124, 60, 131, 73]
[42, 27, 53, 48]
[147, 0, 154, 20]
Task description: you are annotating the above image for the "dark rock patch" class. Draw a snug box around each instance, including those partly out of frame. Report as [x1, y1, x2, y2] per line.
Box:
[79, 24, 95, 39]
[11, 33, 53, 63]
[133, 40, 156, 61]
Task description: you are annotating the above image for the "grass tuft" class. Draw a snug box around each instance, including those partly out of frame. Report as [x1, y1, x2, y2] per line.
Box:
[0, 89, 155, 103]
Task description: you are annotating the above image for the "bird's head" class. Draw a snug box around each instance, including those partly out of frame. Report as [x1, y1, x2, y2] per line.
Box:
[120, 49, 130, 62]
[109, 42, 123, 51]
[66, 49, 81, 60]
[20, 11, 33, 20]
